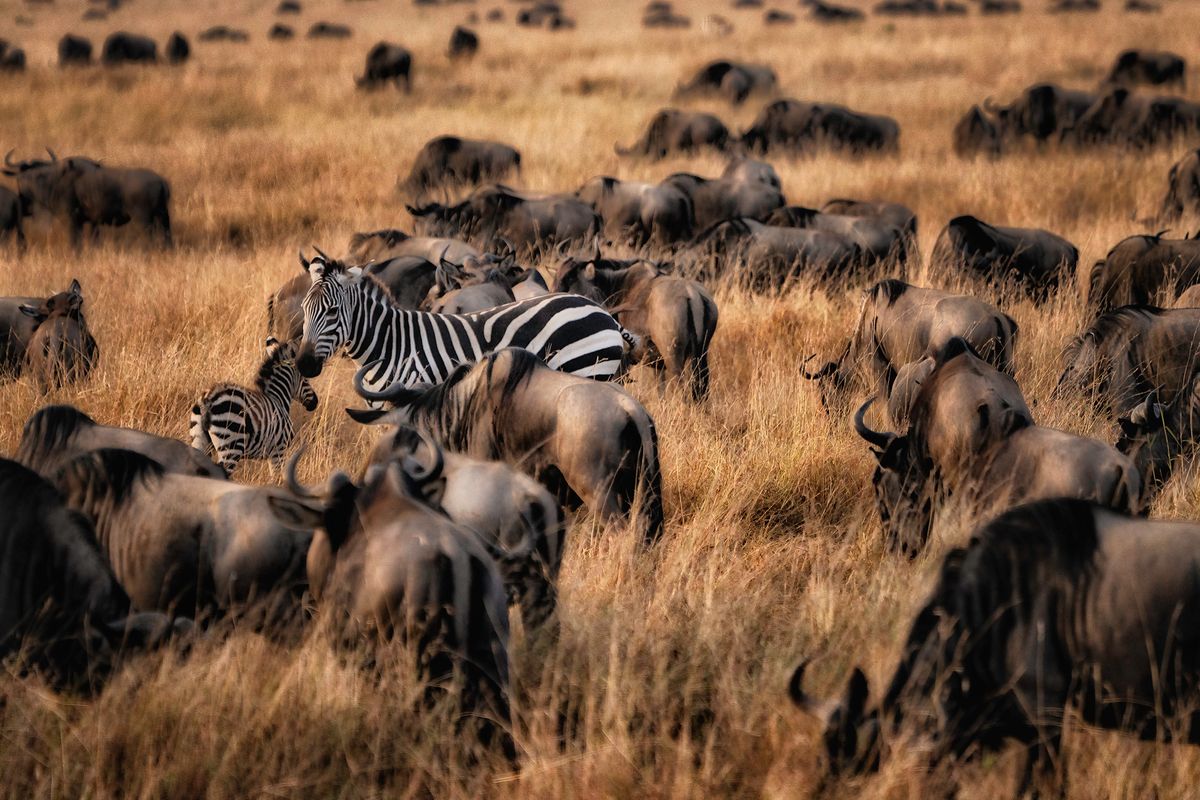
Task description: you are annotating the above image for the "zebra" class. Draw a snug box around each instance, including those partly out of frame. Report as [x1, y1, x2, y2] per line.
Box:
[292, 250, 635, 395]
[189, 337, 318, 474]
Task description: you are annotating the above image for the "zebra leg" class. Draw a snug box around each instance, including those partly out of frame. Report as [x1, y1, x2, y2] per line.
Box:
[189, 404, 210, 453]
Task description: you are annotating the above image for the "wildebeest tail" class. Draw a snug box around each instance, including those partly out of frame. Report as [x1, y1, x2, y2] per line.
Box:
[616, 410, 663, 546]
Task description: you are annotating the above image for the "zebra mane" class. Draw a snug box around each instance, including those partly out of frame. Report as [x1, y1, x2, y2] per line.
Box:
[254, 342, 295, 392]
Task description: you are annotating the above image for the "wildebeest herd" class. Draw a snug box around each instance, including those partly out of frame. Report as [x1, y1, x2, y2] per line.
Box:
[7, 1, 1200, 796]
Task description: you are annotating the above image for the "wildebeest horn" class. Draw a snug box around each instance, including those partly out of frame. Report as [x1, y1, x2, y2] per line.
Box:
[353, 360, 422, 405]
[3, 149, 15, 168]
[284, 448, 321, 499]
[46, 147, 57, 162]
[799, 354, 837, 380]
[982, 96, 999, 114]
[853, 398, 896, 450]
[787, 659, 838, 724]
[403, 427, 444, 484]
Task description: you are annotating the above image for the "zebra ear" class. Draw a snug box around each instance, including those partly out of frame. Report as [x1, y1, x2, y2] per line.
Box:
[583, 262, 597, 280]
[298, 250, 311, 271]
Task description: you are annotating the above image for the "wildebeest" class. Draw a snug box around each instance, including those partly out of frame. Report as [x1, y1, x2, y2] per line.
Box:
[673, 59, 777, 105]
[276, 0, 301, 12]
[0, 457, 184, 689]
[955, 84, 1097, 155]
[1160, 149, 1200, 222]
[1064, 86, 1200, 148]
[1105, 49, 1186, 90]
[349, 347, 664, 544]
[1115, 381, 1200, 496]
[929, 215, 1077, 301]
[308, 22, 352, 39]
[398, 136, 520, 201]
[692, 217, 861, 290]
[361, 423, 564, 627]
[101, 32, 157, 65]
[1049, 0, 1099, 9]
[447, 26, 478, 59]
[741, 98, 900, 155]
[1086, 232, 1200, 310]
[198, 26, 249, 43]
[3, 151, 172, 248]
[268, 23, 295, 40]
[420, 254, 518, 313]
[18, 404, 225, 480]
[1, 283, 87, 379]
[804, 0, 866, 21]
[575, 176, 695, 246]
[763, 9, 796, 23]
[764, 205, 908, 268]
[356, 42, 411, 90]
[19, 279, 99, 391]
[516, 1, 574, 28]
[1056, 305, 1200, 417]
[0, 40, 26, 72]
[554, 257, 719, 400]
[802, 279, 1018, 417]
[820, 198, 916, 242]
[58, 34, 93, 66]
[856, 339, 1139, 554]
[615, 109, 732, 160]
[0, 185, 23, 247]
[661, 165, 785, 231]
[285, 445, 514, 756]
[874, 0, 964, 12]
[408, 184, 600, 256]
[57, 449, 319, 618]
[644, 1, 691, 27]
[346, 228, 482, 266]
[791, 498, 1200, 796]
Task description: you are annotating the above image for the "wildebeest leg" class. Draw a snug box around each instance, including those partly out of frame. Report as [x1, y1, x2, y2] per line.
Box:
[1015, 731, 1063, 800]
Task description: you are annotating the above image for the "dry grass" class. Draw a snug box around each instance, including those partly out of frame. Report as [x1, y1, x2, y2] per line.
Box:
[2, 0, 1200, 797]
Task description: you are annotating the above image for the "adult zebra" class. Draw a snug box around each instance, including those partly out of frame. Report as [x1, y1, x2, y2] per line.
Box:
[294, 251, 633, 392]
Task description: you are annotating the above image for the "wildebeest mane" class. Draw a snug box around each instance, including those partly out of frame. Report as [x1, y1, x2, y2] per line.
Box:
[17, 404, 96, 474]
[1060, 304, 1162, 368]
[872, 278, 909, 306]
[56, 448, 166, 508]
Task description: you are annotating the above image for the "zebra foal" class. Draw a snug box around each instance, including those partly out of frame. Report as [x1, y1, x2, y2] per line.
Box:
[189, 337, 318, 474]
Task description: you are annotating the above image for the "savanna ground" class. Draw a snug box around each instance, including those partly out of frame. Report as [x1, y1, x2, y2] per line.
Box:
[0, 0, 1197, 796]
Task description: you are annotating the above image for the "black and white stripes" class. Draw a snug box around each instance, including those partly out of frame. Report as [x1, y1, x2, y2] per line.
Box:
[189, 338, 318, 474]
[293, 254, 630, 395]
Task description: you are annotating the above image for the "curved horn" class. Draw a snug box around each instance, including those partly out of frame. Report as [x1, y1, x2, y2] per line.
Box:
[404, 427, 444, 484]
[4, 149, 15, 168]
[46, 147, 58, 162]
[353, 360, 419, 404]
[284, 449, 321, 499]
[799, 354, 838, 380]
[982, 96, 1000, 114]
[853, 398, 895, 450]
[787, 659, 839, 724]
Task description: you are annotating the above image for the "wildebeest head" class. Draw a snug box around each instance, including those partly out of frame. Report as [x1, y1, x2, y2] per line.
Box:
[19, 278, 85, 325]
[296, 249, 363, 378]
[854, 398, 934, 556]
[1116, 390, 1186, 493]
[953, 106, 1002, 156]
[789, 660, 881, 777]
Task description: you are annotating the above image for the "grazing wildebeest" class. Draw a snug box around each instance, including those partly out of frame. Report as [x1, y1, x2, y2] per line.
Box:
[1064, 86, 1200, 148]
[763, 9, 796, 23]
[0, 457, 184, 690]
[1087, 232, 1200, 310]
[57, 449, 320, 618]
[1056, 305, 1200, 417]
[0, 40, 26, 71]
[19, 279, 99, 391]
[17, 404, 226, 480]
[189, 338, 319, 475]
[3, 151, 172, 248]
[276, 0, 301, 12]
[804, 0, 866, 21]
[1, 283, 88, 379]
[285, 444, 514, 757]
[764, 206, 908, 268]
[692, 217, 862, 289]
[791, 497, 1200, 796]
[1049, 0, 1099, 9]
[58, 34, 93, 66]
[575, 176, 695, 246]
[856, 339, 1139, 555]
[308, 22, 352, 38]
[268, 24, 295, 40]
[821, 198, 916, 243]
[952, 105, 1003, 157]
[1160, 148, 1200, 221]
[349, 347, 664, 544]
[356, 42, 411, 90]
[956, 84, 1097, 155]
[741, 98, 900, 155]
[346, 228, 482, 266]
[420, 254, 544, 314]
[0, 185, 23, 247]
[1105, 49, 1186, 90]
[554, 257, 719, 400]
[673, 59, 777, 105]
[101, 32, 157, 64]
[198, 26, 249, 43]
[661, 166, 785, 231]
[644, 1, 691, 27]
[360, 423, 564, 628]
[447, 26, 478, 59]
[408, 184, 601, 256]
[1115, 379, 1200, 496]
[615, 109, 732, 160]
[398, 136, 520, 200]
[929, 215, 1077, 301]
[802, 279, 1018, 417]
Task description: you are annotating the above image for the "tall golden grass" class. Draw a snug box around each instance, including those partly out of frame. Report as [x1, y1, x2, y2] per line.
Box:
[2, 0, 1199, 796]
